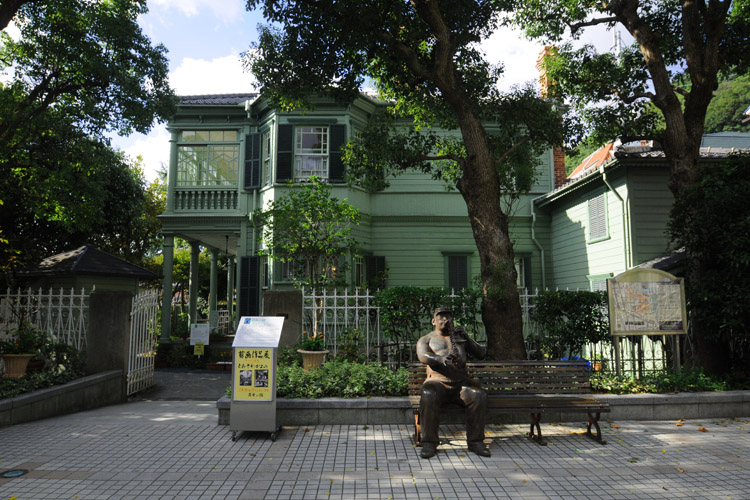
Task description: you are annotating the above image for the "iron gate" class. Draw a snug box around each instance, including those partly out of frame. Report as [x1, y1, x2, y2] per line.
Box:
[127, 290, 159, 396]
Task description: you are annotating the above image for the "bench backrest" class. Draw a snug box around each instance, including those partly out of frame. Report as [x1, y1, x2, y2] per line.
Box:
[408, 360, 593, 396]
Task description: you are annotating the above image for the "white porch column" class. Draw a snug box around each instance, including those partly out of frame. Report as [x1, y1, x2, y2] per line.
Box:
[209, 248, 218, 315]
[160, 234, 174, 343]
[227, 256, 235, 326]
[189, 240, 200, 325]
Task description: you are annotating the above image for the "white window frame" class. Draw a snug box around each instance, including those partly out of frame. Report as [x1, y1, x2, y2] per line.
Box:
[294, 126, 329, 181]
[176, 130, 240, 187]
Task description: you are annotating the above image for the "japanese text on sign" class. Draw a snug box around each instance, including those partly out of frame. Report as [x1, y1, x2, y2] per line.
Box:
[234, 348, 273, 401]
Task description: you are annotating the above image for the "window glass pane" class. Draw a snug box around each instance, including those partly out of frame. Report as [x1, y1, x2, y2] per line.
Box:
[195, 130, 210, 142]
[296, 127, 327, 153]
[448, 256, 468, 289]
[225, 130, 239, 142]
[209, 130, 224, 142]
[177, 146, 206, 186]
[176, 144, 239, 186]
[182, 130, 195, 142]
[295, 126, 328, 180]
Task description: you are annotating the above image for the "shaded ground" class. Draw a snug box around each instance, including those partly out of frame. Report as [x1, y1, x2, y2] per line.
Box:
[130, 367, 231, 401]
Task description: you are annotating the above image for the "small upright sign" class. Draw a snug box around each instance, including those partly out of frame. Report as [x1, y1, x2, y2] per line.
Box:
[230, 316, 285, 441]
[190, 323, 210, 345]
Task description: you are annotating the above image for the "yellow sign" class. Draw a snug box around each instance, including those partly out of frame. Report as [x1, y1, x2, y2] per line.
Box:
[234, 348, 274, 401]
[194, 342, 204, 356]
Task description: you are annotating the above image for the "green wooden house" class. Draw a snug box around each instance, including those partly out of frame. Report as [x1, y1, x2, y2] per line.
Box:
[534, 132, 750, 291]
[158, 93, 568, 338]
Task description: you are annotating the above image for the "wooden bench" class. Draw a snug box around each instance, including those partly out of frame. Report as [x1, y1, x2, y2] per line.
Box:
[408, 360, 610, 446]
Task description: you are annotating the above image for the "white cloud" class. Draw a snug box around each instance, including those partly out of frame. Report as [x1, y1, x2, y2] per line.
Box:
[149, 0, 245, 24]
[482, 27, 545, 92]
[117, 128, 171, 183]
[170, 53, 256, 95]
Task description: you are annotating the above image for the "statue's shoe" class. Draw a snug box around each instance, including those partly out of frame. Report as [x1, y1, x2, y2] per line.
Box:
[468, 442, 491, 457]
[420, 443, 437, 459]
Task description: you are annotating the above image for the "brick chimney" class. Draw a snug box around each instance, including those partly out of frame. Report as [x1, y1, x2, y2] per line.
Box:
[536, 46, 567, 188]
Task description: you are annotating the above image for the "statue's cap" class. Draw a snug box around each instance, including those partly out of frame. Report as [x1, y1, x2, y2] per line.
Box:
[433, 307, 452, 316]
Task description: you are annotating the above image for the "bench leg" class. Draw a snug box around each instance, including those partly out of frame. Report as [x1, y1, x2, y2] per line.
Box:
[413, 409, 422, 447]
[585, 411, 607, 445]
[528, 412, 547, 446]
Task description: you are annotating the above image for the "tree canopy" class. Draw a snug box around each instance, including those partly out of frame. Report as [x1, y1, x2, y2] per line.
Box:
[245, 0, 563, 359]
[0, 0, 174, 282]
[252, 178, 361, 291]
[509, 0, 750, 192]
[704, 74, 750, 133]
[509, 0, 750, 373]
[0, 0, 174, 140]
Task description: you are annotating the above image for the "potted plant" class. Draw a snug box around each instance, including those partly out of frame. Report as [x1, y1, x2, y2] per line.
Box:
[1, 323, 44, 378]
[296, 332, 329, 371]
[590, 353, 608, 372]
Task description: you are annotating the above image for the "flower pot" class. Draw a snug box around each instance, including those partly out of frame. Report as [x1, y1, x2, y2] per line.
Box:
[297, 349, 329, 371]
[2, 354, 35, 378]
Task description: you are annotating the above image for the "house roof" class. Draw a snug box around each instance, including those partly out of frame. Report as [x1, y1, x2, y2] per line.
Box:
[179, 94, 258, 106]
[17, 245, 159, 280]
[537, 133, 750, 205]
[568, 142, 615, 179]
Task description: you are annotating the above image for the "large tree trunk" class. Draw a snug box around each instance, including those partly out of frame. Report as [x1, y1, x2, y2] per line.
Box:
[661, 99, 731, 375]
[452, 107, 526, 360]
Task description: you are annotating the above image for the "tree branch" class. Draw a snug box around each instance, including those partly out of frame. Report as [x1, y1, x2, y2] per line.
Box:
[496, 136, 531, 165]
[569, 16, 619, 34]
[619, 91, 656, 103]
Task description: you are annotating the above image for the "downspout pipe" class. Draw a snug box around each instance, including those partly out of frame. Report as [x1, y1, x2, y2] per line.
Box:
[600, 165, 631, 270]
[530, 196, 546, 289]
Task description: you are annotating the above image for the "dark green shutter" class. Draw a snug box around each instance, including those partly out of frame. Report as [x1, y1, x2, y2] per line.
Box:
[276, 124, 294, 182]
[238, 256, 261, 317]
[329, 124, 346, 183]
[244, 133, 261, 190]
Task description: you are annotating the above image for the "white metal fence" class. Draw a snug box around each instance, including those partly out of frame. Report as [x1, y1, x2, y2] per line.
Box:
[0, 287, 90, 350]
[302, 287, 381, 357]
[127, 290, 160, 396]
[301, 287, 679, 376]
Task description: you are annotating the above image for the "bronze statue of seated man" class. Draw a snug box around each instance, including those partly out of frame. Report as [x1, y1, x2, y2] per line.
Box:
[415, 307, 490, 459]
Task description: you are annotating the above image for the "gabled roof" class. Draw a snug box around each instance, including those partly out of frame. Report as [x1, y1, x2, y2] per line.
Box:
[179, 94, 258, 106]
[17, 245, 159, 280]
[568, 142, 615, 179]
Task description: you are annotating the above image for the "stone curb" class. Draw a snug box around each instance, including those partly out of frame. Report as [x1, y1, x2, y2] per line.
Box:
[216, 391, 750, 426]
[0, 370, 124, 427]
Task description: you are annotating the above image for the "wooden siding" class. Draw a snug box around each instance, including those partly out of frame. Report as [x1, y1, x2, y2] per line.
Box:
[547, 175, 627, 290]
[627, 165, 675, 266]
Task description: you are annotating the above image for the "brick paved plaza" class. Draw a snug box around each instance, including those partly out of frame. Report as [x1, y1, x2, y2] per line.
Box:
[1, 400, 749, 499]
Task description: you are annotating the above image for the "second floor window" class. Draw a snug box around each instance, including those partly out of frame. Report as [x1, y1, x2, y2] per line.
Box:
[177, 130, 240, 187]
[295, 127, 328, 181]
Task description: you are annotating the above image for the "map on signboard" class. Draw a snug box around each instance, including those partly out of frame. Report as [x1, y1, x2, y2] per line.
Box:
[608, 269, 687, 335]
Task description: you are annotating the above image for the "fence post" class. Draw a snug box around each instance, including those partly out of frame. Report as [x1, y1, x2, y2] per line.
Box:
[87, 291, 132, 402]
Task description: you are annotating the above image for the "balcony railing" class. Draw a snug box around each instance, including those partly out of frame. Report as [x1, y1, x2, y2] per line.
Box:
[173, 188, 239, 211]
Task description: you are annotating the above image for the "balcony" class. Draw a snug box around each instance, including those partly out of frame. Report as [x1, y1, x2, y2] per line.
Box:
[172, 188, 239, 211]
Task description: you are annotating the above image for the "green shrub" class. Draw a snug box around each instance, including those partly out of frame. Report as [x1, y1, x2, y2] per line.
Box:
[590, 368, 750, 394]
[276, 360, 408, 398]
[374, 286, 482, 343]
[0, 337, 86, 399]
[529, 290, 609, 358]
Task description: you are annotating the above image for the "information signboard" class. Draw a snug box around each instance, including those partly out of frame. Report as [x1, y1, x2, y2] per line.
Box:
[607, 268, 687, 336]
[230, 316, 284, 441]
[190, 323, 210, 345]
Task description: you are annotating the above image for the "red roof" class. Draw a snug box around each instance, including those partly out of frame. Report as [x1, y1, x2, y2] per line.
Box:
[568, 143, 615, 179]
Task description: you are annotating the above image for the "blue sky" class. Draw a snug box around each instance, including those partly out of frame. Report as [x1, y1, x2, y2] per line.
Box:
[111, 0, 620, 181]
